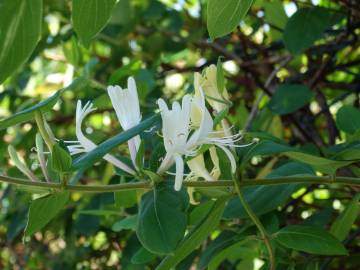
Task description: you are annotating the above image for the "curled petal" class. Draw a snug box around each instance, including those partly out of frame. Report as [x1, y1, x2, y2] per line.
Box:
[71, 100, 135, 175]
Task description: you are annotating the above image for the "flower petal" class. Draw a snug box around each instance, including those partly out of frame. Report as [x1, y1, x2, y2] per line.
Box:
[73, 100, 135, 175]
[174, 153, 184, 191]
[187, 154, 215, 181]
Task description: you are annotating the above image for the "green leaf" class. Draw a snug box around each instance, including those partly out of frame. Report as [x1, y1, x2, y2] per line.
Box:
[268, 84, 314, 115]
[197, 231, 239, 270]
[112, 215, 138, 232]
[263, 0, 288, 40]
[330, 193, 360, 241]
[213, 108, 229, 127]
[283, 7, 343, 55]
[242, 140, 353, 175]
[334, 143, 360, 161]
[274, 225, 348, 255]
[285, 151, 352, 175]
[0, 90, 62, 130]
[336, 105, 360, 134]
[114, 190, 137, 208]
[189, 200, 215, 226]
[216, 146, 233, 180]
[135, 140, 145, 169]
[224, 162, 313, 219]
[208, 240, 257, 270]
[207, 0, 253, 39]
[0, 0, 42, 83]
[62, 36, 81, 66]
[51, 143, 72, 173]
[131, 247, 156, 264]
[72, 0, 117, 46]
[25, 192, 69, 237]
[136, 183, 189, 255]
[72, 114, 160, 171]
[156, 196, 228, 270]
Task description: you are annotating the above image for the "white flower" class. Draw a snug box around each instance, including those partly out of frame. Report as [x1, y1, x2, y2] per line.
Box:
[157, 89, 240, 191]
[67, 100, 135, 175]
[107, 77, 142, 168]
[157, 94, 193, 191]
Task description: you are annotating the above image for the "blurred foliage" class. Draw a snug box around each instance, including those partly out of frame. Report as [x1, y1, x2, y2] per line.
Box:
[0, 0, 359, 269]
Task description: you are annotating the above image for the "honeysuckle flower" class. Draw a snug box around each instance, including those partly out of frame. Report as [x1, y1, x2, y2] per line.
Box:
[157, 88, 241, 191]
[157, 95, 192, 191]
[67, 100, 135, 175]
[187, 146, 221, 182]
[194, 64, 230, 113]
[107, 77, 141, 168]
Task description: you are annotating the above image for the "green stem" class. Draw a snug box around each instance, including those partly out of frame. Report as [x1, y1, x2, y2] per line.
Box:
[1, 175, 360, 193]
[233, 176, 275, 270]
[34, 111, 54, 151]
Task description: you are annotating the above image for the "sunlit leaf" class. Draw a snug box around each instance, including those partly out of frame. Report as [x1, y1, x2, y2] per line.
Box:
[0, 0, 42, 83]
[207, 0, 253, 39]
[72, 0, 117, 46]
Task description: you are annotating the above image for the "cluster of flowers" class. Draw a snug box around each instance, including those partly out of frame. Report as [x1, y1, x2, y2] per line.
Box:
[67, 65, 243, 191]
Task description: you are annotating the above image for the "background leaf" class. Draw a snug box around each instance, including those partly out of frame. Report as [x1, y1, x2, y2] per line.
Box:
[274, 225, 348, 255]
[268, 84, 314, 115]
[0, 90, 62, 131]
[207, 0, 253, 39]
[72, 0, 117, 46]
[336, 105, 360, 135]
[330, 193, 360, 241]
[224, 162, 313, 219]
[283, 7, 342, 54]
[112, 215, 138, 232]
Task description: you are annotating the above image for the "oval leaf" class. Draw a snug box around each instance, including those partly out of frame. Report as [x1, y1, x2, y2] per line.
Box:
[283, 7, 343, 55]
[207, 0, 253, 39]
[25, 191, 69, 237]
[72, 0, 117, 46]
[274, 225, 348, 256]
[156, 196, 228, 270]
[336, 105, 360, 135]
[136, 183, 189, 255]
[268, 84, 314, 115]
[0, 0, 42, 83]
